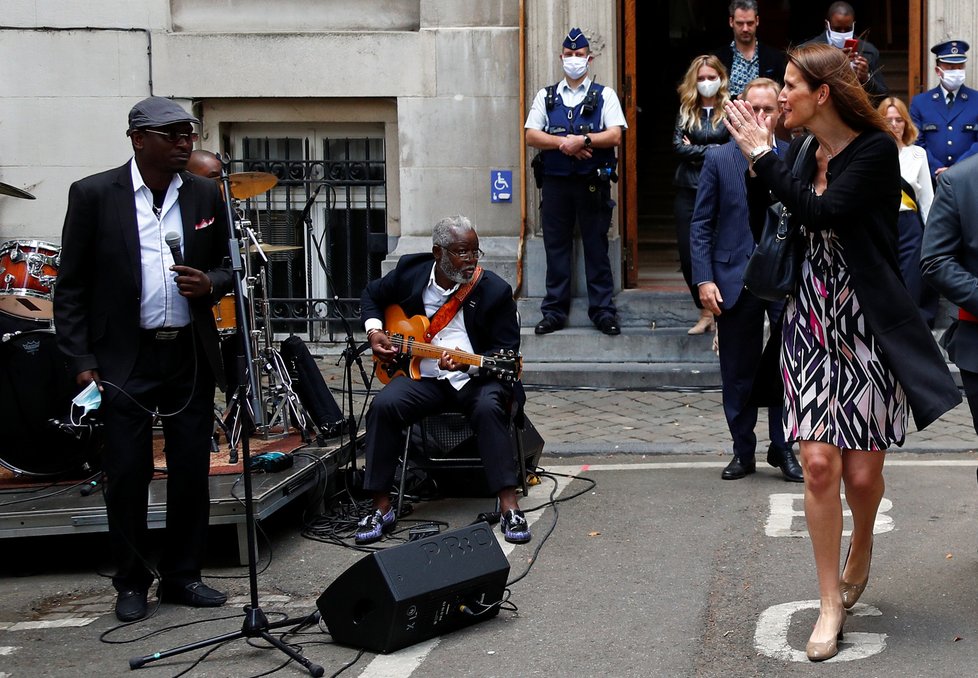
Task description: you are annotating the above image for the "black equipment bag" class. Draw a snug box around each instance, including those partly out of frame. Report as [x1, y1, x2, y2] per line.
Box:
[280, 336, 344, 435]
[743, 134, 814, 302]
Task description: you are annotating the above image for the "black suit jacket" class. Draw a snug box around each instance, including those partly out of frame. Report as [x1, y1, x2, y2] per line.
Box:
[714, 41, 786, 86]
[360, 253, 523, 399]
[922, 154, 978, 372]
[54, 161, 234, 392]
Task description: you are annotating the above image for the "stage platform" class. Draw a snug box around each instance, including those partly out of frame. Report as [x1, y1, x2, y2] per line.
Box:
[0, 433, 360, 564]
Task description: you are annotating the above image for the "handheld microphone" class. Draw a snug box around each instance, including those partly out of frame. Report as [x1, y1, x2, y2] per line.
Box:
[164, 231, 184, 266]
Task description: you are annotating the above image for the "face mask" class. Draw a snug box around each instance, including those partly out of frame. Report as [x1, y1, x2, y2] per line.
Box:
[697, 79, 721, 98]
[71, 380, 101, 423]
[826, 23, 854, 49]
[939, 68, 966, 92]
[562, 56, 589, 80]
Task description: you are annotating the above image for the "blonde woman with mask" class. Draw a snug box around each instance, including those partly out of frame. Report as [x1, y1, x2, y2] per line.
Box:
[673, 55, 731, 334]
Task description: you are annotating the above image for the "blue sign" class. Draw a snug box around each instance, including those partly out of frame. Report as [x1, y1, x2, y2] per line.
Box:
[490, 170, 512, 203]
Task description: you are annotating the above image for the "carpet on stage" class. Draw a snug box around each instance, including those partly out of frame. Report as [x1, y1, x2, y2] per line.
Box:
[0, 431, 307, 488]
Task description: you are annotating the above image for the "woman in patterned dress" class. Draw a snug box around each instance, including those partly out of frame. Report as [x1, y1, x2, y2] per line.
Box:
[723, 44, 961, 661]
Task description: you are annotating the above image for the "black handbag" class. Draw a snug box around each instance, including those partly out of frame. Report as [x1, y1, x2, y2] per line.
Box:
[743, 134, 814, 302]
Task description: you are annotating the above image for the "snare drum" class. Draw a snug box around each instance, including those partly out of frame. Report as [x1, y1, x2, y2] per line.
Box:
[212, 294, 238, 335]
[0, 239, 60, 319]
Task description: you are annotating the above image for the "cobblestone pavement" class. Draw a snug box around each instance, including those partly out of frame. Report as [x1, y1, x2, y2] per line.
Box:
[316, 356, 978, 458]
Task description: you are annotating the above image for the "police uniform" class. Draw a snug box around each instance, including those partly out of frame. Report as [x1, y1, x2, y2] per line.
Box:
[524, 28, 627, 335]
[910, 40, 978, 178]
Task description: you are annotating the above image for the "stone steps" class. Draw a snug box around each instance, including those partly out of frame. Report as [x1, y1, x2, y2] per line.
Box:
[518, 290, 721, 388]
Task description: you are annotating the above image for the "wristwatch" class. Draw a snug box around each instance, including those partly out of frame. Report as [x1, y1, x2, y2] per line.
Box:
[583, 134, 593, 148]
[749, 145, 772, 163]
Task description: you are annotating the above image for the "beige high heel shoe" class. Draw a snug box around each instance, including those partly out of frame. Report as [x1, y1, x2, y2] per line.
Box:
[840, 541, 873, 609]
[806, 614, 845, 662]
[688, 308, 715, 335]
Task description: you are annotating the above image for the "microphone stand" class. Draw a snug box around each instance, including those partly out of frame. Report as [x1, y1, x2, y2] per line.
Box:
[298, 183, 373, 463]
[129, 157, 325, 677]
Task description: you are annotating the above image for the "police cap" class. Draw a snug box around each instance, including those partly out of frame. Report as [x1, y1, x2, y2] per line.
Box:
[563, 28, 589, 50]
[932, 40, 970, 65]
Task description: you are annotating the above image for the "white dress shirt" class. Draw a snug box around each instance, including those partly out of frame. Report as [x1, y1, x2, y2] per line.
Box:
[363, 263, 476, 391]
[130, 158, 191, 329]
[524, 77, 628, 131]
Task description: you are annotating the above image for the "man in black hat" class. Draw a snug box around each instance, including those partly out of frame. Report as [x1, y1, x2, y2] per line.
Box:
[54, 96, 234, 622]
[910, 40, 978, 179]
[525, 27, 626, 337]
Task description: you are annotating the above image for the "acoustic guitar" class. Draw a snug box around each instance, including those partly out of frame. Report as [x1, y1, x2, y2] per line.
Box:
[374, 305, 522, 384]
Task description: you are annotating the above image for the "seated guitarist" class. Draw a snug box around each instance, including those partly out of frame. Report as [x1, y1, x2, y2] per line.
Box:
[358, 215, 530, 545]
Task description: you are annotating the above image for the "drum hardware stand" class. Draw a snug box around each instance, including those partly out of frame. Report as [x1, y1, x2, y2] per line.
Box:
[130, 159, 325, 677]
[297, 182, 373, 464]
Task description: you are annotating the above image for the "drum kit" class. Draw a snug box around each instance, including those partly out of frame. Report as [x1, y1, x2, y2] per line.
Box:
[211, 171, 312, 455]
[0, 172, 304, 477]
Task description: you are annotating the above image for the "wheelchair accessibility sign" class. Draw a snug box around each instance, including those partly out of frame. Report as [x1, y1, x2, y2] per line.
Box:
[491, 170, 512, 203]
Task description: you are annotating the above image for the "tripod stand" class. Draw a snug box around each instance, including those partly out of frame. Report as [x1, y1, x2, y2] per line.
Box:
[130, 159, 325, 677]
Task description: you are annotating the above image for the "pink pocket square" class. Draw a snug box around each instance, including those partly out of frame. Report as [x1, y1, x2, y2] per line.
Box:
[195, 217, 215, 230]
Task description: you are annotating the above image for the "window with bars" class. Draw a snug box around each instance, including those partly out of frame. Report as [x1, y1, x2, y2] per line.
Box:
[227, 132, 388, 338]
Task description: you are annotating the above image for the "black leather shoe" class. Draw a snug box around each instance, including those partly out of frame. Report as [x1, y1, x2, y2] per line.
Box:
[115, 589, 148, 622]
[534, 316, 564, 335]
[721, 457, 756, 480]
[767, 444, 804, 483]
[158, 580, 227, 608]
[596, 317, 621, 336]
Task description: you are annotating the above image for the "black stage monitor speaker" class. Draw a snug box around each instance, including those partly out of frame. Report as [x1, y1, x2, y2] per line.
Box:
[316, 522, 510, 654]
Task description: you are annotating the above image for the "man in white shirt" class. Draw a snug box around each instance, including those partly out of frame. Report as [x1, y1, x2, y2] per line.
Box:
[357, 216, 530, 545]
[54, 97, 233, 622]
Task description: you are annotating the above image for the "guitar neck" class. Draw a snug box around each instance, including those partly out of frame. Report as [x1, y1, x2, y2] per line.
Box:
[390, 338, 483, 368]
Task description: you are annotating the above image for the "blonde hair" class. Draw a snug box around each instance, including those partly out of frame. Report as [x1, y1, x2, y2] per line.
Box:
[740, 77, 781, 101]
[677, 55, 731, 131]
[877, 96, 918, 146]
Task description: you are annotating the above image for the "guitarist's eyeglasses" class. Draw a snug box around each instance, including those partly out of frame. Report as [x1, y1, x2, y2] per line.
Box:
[443, 247, 484, 261]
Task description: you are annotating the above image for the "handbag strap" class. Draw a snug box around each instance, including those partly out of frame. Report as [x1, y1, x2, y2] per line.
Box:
[790, 134, 815, 179]
[776, 134, 816, 238]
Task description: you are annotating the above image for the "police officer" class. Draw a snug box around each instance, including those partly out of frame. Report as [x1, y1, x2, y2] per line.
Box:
[525, 27, 627, 336]
[910, 40, 978, 179]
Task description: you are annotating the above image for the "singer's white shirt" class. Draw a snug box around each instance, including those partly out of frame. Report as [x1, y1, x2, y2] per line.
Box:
[130, 158, 191, 329]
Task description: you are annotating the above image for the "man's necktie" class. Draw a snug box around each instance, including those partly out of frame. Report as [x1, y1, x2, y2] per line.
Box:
[948, 91, 955, 108]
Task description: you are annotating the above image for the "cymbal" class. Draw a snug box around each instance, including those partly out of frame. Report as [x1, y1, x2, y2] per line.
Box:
[227, 172, 277, 199]
[244, 243, 302, 254]
[0, 182, 36, 200]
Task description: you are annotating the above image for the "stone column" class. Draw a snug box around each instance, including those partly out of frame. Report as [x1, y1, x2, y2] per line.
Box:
[926, 2, 978, 89]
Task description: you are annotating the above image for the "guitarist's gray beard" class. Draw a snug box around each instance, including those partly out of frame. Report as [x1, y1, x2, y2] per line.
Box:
[438, 257, 473, 285]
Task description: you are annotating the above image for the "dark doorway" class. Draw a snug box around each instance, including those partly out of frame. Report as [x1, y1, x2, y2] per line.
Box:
[631, 0, 910, 289]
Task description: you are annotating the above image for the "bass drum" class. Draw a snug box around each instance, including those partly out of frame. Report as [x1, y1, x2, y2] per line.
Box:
[0, 329, 100, 476]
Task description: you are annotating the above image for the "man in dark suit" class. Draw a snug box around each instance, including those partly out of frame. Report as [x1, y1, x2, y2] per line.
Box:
[921, 153, 978, 440]
[714, 0, 785, 96]
[54, 97, 233, 622]
[690, 78, 802, 483]
[357, 216, 530, 545]
[804, 2, 888, 103]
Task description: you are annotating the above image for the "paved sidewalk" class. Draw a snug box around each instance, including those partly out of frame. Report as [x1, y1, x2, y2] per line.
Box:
[316, 355, 978, 458]
[522, 386, 978, 456]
